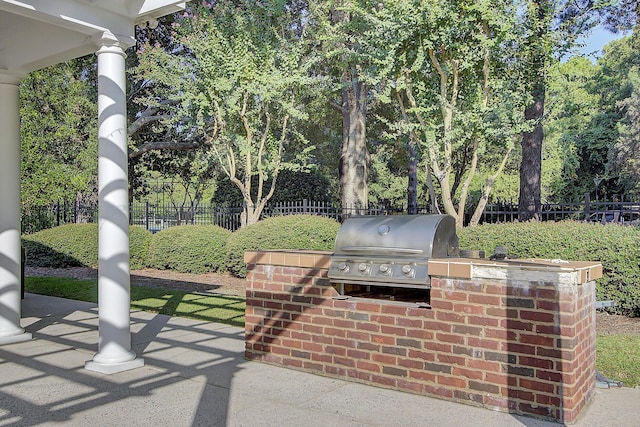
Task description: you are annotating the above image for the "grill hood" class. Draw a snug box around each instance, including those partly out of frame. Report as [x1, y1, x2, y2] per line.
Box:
[328, 215, 459, 288]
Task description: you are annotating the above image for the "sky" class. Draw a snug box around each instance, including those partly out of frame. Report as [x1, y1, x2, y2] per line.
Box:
[577, 25, 630, 60]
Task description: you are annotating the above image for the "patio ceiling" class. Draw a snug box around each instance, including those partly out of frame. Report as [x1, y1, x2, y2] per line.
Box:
[0, 0, 185, 77]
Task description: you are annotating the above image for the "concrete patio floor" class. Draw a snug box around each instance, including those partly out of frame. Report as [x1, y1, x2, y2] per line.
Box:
[0, 293, 638, 426]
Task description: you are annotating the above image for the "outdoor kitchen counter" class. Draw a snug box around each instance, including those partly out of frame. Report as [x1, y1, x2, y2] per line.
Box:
[428, 257, 603, 284]
[244, 250, 603, 284]
[244, 249, 603, 424]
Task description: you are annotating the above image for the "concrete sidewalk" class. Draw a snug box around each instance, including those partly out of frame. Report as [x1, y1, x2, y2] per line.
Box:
[0, 293, 637, 426]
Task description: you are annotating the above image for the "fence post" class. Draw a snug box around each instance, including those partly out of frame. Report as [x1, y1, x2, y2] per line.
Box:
[584, 193, 590, 221]
[303, 199, 308, 214]
[145, 201, 149, 230]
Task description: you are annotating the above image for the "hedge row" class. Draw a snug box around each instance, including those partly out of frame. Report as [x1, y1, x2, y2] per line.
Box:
[22, 215, 340, 277]
[458, 221, 640, 316]
[22, 218, 640, 316]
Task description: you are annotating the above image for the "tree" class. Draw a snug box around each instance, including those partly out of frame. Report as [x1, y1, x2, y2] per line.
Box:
[363, 0, 527, 227]
[20, 60, 97, 214]
[168, 0, 315, 227]
[311, 0, 375, 215]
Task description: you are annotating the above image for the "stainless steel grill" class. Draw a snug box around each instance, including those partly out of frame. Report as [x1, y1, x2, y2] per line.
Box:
[328, 214, 459, 289]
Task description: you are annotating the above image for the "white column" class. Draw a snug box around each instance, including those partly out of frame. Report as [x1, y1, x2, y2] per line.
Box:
[0, 74, 32, 345]
[85, 41, 143, 374]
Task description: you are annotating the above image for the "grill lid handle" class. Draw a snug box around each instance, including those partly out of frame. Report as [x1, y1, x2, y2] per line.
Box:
[339, 246, 423, 255]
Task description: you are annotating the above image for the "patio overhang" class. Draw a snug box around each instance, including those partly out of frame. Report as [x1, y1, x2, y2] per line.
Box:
[0, 0, 186, 374]
[0, 1, 185, 76]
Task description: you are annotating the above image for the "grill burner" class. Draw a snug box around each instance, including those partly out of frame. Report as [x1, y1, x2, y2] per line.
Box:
[328, 215, 459, 289]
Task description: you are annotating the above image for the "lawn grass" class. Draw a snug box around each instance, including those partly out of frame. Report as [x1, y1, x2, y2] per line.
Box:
[24, 277, 640, 387]
[25, 276, 245, 328]
[596, 334, 640, 388]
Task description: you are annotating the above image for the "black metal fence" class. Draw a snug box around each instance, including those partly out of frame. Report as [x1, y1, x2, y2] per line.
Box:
[21, 195, 640, 234]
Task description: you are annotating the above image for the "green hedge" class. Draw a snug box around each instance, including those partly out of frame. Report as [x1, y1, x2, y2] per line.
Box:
[147, 224, 231, 274]
[458, 221, 640, 316]
[22, 223, 151, 270]
[226, 215, 340, 277]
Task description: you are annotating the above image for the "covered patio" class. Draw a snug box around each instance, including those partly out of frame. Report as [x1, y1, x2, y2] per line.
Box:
[0, 0, 185, 373]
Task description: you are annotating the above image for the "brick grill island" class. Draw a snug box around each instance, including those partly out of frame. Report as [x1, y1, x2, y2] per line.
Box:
[244, 250, 602, 424]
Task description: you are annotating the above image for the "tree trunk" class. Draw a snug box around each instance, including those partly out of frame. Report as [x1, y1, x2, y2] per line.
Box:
[519, 98, 543, 221]
[519, 0, 547, 221]
[339, 80, 370, 216]
[407, 142, 418, 214]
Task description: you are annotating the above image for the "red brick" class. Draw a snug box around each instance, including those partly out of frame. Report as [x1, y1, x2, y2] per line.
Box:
[303, 361, 324, 371]
[452, 367, 483, 380]
[519, 378, 556, 393]
[406, 329, 435, 340]
[381, 325, 407, 336]
[519, 334, 555, 347]
[356, 360, 381, 373]
[333, 319, 356, 329]
[468, 316, 500, 327]
[371, 374, 396, 387]
[520, 310, 555, 323]
[453, 303, 485, 315]
[334, 356, 356, 367]
[519, 355, 554, 369]
[371, 334, 395, 345]
[437, 375, 467, 388]
[302, 341, 323, 352]
[468, 359, 501, 372]
[381, 305, 409, 315]
[435, 333, 465, 345]
[406, 307, 434, 318]
[435, 311, 466, 323]
[468, 294, 501, 306]
[467, 337, 500, 350]
[424, 320, 451, 332]
[397, 380, 424, 393]
[324, 327, 347, 338]
[409, 370, 436, 382]
[355, 301, 382, 312]
[510, 389, 535, 402]
[437, 354, 466, 366]
[311, 353, 332, 363]
[371, 314, 396, 325]
[356, 322, 380, 332]
[346, 330, 369, 341]
[442, 290, 467, 301]
[325, 345, 346, 356]
[425, 342, 452, 353]
[504, 343, 537, 355]
[372, 353, 397, 365]
[485, 372, 514, 387]
[398, 358, 424, 369]
[408, 349, 436, 361]
[432, 300, 454, 311]
[424, 383, 454, 398]
[396, 317, 423, 328]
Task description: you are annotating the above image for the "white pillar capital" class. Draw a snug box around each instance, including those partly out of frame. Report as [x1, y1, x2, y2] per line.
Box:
[93, 31, 134, 55]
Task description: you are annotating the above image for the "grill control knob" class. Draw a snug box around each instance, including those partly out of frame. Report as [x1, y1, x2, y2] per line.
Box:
[358, 263, 370, 274]
[401, 264, 414, 276]
[379, 264, 390, 274]
[338, 262, 349, 272]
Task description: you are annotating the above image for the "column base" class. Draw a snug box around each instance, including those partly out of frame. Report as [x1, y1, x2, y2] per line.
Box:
[85, 357, 145, 374]
[0, 331, 32, 345]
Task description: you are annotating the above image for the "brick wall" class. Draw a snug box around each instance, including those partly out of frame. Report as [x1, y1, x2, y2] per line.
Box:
[244, 250, 601, 424]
